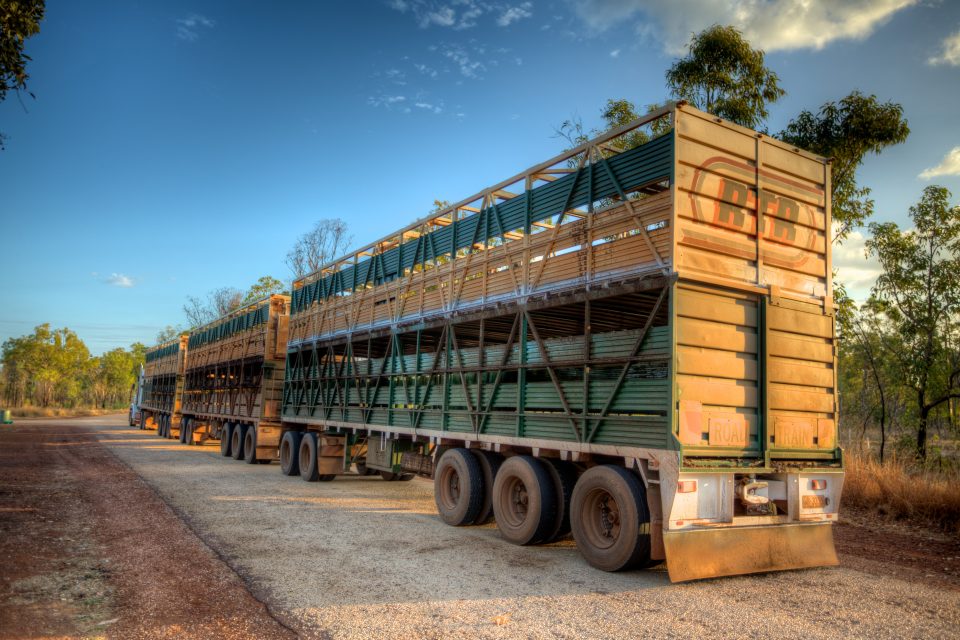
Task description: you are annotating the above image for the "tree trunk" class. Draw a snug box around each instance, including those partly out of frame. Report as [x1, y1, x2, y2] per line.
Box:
[917, 392, 928, 461]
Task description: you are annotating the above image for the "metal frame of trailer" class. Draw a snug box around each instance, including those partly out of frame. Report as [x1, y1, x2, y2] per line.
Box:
[179, 294, 290, 462]
[141, 335, 188, 438]
[277, 102, 842, 581]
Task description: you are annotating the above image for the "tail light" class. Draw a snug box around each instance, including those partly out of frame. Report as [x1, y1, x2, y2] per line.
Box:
[678, 480, 697, 493]
[810, 479, 827, 490]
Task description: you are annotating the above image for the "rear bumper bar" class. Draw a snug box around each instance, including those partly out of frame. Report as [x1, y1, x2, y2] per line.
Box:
[663, 522, 838, 582]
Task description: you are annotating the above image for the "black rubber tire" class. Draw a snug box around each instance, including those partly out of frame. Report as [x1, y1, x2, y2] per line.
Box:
[184, 419, 194, 446]
[318, 474, 336, 482]
[355, 460, 378, 476]
[433, 448, 484, 526]
[280, 431, 302, 476]
[220, 423, 233, 457]
[492, 455, 557, 545]
[243, 427, 258, 464]
[378, 471, 413, 481]
[542, 459, 579, 542]
[570, 465, 652, 572]
[470, 450, 504, 525]
[231, 423, 247, 460]
[179, 417, 188, 443]
[298, 433, 320, 482]
[156, 415, 165, 437]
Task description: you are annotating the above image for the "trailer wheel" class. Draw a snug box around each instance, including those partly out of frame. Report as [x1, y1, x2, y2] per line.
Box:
[298, 433, 320, 482]
[183, 419, 193, 445]
[470, 450, 504, 525]
[243, 427, 259, 464]
[178, 417, 187, 443]
[156, 415, 165, 437]
[231, 424, 247, 460]
[492, 455, 557, 545]
[542, 459, 578, 542]
[220, 423, 233, 457]
[280, 431, 302, 476]
[355, 460, 378, 476]
[433, 448, 484, 526]
[570, 465, 652, 572]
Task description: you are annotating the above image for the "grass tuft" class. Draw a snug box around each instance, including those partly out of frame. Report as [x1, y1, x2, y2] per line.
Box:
[843, 451, 960, 533]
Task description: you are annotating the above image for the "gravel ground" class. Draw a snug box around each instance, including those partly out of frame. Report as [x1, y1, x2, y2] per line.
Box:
[82, 415, 960, 640]
[0, 417, 297, 640]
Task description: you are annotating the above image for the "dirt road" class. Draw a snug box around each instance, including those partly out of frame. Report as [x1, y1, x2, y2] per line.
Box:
[3, 416, 959, 639]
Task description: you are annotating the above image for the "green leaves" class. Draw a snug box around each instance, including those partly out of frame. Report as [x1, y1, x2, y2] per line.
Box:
[0, 0, 45, 149]
[665, 25, 784, 130]
[0, 323, 142, 409]
[865, 185, 960, 459]
[780, 92, 910, 243]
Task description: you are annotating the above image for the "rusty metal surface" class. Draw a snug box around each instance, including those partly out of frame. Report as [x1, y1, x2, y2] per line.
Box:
[664, 523, 838, 582]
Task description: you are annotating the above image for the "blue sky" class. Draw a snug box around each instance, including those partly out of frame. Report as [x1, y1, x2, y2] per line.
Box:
[1, 0, 958, 354]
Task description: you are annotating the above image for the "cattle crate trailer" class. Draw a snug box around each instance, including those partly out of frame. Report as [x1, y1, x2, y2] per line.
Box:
[180, 294, 290, 463]
[279, 102, 842, 581]
[142, 335, 188, 440]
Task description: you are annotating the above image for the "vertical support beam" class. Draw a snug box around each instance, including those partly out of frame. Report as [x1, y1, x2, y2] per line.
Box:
[582, 299, 591, 435]
[755, 133, 765, 287]
[517, 311, 527, 438]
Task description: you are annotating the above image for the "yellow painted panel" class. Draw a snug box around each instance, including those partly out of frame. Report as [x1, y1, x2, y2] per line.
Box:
[769, 385, 835, 412]
[767, 332, 833, 362]
[762, 139, 826, 184]
[676, 193, 827, 254]
[677, 217, 826, 278]
[677, 375, 759, 408]
[767, 305, 833, 338]
[677, 345, 758, 380]
[676, 287, 757, 327]
[768, 358, 834, 387]
[677, 316, 758, 353]
[677, 111, 757, 159]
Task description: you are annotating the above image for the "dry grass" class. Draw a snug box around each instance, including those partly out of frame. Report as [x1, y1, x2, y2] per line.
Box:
[844, 452, 960, 533]
[8, 407, 123, 419]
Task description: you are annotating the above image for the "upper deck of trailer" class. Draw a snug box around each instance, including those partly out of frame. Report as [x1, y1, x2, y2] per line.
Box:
[144, 335, 188, 378]
[185, 294, 290, 371]
[288, 103, 830, 348]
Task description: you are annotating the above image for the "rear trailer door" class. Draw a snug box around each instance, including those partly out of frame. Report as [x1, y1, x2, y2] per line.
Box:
[674, 282, 838, 462]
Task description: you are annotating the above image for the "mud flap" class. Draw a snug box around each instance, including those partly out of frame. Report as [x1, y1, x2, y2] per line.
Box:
[663, 523, 838, 582]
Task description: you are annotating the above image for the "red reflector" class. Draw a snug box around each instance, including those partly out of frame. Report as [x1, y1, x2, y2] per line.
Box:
[810, 479, 827, 490]
[678, 480, 697, 493]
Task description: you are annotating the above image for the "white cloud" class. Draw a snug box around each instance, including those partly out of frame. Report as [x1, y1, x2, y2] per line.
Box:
[609, 48, 620, 58]
[919, 146, 960, 180]
[929, 29, 960, 66]
[414, 62, 438, 77]
[497, 3, 533, 27]
[414, 101, 444, 113]
[176, 13, 215, 41]
[390, 1, 533, 30]
[438, 43, 486, 77]
[105, 273, 135, 288]
[568, 0, 917, 54]
[833, 229, 881, 301]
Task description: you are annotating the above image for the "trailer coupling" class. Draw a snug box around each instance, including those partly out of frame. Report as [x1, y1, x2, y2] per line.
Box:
[663, 523, 838, 582]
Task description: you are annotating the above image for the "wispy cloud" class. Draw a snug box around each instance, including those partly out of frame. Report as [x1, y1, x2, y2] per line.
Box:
[176, 13, 215, 41]
[497, 3, 533, 26]
[568, 0, 917, 54]
[389, 1, 534, 30]
[414, 100, 444, 114]
[609, 48, 620, 58]
[919, 146, 960, 180]
[929, 29, 960, 66]
[368, 94, 409, 109]
[105, 273, 135, 288]
[433, 42, 485, 77]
